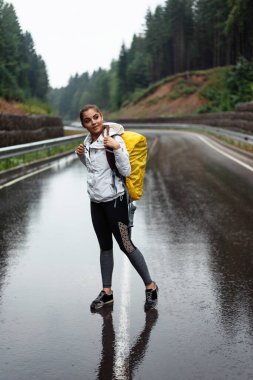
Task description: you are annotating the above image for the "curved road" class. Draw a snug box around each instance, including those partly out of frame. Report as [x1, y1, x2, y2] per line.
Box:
[0, 131, 253, 380]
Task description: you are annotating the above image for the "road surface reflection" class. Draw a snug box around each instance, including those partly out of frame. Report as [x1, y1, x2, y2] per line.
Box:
[0, 132, 253, 379]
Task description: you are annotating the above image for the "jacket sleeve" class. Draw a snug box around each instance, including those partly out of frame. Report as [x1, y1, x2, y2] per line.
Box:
[113, 135, 131, 177]
[76, 153, 86, 166]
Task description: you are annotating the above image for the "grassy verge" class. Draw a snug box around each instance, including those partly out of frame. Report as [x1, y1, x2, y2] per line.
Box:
[178, 126, 253, 154]
[179, 126, 253, 154]
[204, 132, 253, 154]
[18, 98, 55, 115]
[0, 140, 82, 171]
[152, 126, 253, 154]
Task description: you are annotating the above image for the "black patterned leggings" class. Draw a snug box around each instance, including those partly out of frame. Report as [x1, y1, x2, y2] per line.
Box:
[90, 193, 152, 287]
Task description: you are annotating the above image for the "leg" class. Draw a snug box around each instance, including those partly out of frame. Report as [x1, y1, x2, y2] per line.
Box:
[90, 201, 114, 290]
[103, 194, 153, 286]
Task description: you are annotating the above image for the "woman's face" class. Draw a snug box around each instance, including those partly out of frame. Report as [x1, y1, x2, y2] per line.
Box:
[81, 108, 104, 139]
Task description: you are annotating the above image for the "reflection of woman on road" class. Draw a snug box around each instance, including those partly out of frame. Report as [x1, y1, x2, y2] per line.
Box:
[75, 104, 158, 311]
[92, 305, 158, 379]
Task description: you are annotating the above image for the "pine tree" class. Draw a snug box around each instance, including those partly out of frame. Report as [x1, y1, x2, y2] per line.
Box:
[0, 0, 49, 101]
[0, 1, 24, 99]
[226, 0, 253, 61]
[116, 44, 128, 107]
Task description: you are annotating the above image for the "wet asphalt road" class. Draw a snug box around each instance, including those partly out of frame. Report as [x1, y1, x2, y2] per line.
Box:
[0, 131, 253, 380]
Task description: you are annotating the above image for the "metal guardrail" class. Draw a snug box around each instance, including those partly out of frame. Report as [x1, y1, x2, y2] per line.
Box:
[1, 122, 252, 161]
[0, 133, 85, 160]
[122, 122, 253, 145]
[66, 121, 253, 145]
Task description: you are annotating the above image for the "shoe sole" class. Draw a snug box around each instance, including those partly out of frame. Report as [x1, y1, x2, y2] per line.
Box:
[90, 299, 114, 310]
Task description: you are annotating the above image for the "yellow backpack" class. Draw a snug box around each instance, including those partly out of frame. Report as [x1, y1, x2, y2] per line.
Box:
[121, 131, 148, 200]
[105, 128, 148, 201]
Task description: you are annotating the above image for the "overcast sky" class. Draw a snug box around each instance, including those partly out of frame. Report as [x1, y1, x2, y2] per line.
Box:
[10, 0, 165, 88]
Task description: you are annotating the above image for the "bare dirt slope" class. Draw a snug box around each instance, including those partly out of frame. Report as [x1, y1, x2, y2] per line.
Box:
[115, 74, 209, 118]
[0, 99, 27, 115]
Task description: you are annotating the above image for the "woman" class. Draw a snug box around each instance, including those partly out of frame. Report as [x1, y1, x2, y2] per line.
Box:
[75, 104, 158, 311]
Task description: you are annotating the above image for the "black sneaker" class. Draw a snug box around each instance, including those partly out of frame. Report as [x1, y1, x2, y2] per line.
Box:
[144, 283, 158, 311]
[90, 290, 114, 310]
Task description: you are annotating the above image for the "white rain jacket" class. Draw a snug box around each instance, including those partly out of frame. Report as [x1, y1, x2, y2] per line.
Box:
[78, 123, 131, 203]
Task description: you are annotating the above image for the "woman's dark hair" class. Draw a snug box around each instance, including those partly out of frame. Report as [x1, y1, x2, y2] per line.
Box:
[79, 104, 102, 126]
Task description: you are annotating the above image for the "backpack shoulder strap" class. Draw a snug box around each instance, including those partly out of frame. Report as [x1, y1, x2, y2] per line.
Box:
[106, 148, 118, 172]
[105, 127, 121, 177]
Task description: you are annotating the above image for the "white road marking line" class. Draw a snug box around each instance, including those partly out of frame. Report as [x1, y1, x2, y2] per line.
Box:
[114, 256, 130, 379]
[0, 164, 56, 190]
[197, 135, 253, 173]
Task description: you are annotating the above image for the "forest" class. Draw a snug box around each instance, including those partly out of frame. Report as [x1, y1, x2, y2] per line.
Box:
[1, 0, 253, 120]
[0, 0, 49, 103]
[49, 0, 253, 120]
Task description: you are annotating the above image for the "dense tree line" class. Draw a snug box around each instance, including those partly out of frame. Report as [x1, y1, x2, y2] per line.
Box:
[51, 0, 253, 120]
[0, 0, 49, 101]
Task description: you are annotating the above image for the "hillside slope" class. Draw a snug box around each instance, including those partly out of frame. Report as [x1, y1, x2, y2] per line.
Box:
[0, 98, 52, 116]
[108, 67, 231, 119]
[0, 99, 27, 115]
[0, 66, 245, 120]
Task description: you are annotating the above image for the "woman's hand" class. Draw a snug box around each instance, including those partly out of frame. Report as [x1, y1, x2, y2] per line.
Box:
[104, 136, 120, 150]
[75, 143, 85, 156]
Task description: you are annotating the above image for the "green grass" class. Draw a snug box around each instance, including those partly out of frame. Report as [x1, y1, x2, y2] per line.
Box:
[18, 98, 55, 115]
[197, 67, 232, 113]
[168, 80, 197, 100]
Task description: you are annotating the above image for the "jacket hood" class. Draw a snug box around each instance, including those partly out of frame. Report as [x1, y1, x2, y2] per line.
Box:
[84, 122, 125, 148]
[103, 122, 125, 136]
